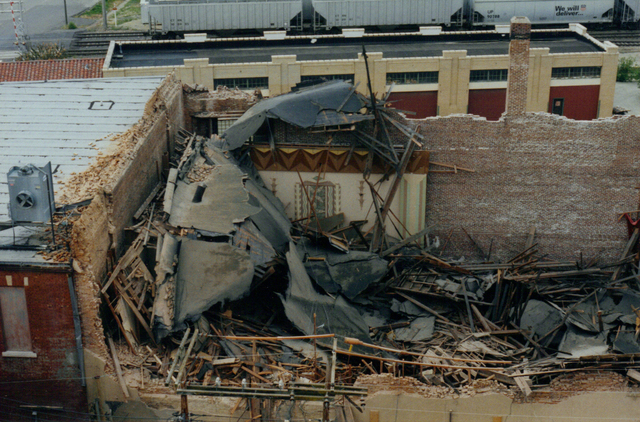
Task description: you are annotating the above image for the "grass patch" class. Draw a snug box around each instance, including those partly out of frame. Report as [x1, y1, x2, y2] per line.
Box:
[112, 0, 141, 25]
[617, 57, 640, 82]
[82, 0, 120, 17]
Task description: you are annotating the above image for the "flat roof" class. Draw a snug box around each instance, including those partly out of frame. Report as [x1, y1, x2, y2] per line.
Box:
[108, 30, 604, 69]
[0, 76, 166, 223]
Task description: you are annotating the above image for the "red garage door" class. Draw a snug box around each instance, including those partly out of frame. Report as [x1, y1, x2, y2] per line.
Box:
[387, 91, 438, 119]
[548, 85, 600, 120]
[468, 89, 507, 121]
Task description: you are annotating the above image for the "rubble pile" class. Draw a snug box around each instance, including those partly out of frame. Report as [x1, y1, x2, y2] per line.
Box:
[99, 81, 640, 405]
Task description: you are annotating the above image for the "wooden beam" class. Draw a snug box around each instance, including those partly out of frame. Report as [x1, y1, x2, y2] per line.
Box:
[108, 337, 130, 399]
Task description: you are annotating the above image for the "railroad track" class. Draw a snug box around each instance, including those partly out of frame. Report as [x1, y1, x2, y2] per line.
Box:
[589, 30, 640, 47]
[68, 30, 149, 57]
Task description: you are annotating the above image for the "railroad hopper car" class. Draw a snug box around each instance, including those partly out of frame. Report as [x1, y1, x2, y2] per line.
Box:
[144, 0, 640, 35]
[145, 0, 464, 33]
[471, 0, 639, 26]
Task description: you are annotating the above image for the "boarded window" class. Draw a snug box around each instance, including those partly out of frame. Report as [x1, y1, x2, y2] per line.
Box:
[0, 287, 35, 356]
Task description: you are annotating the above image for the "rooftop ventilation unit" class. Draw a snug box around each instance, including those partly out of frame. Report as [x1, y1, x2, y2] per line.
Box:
[7, 162, 55, 225]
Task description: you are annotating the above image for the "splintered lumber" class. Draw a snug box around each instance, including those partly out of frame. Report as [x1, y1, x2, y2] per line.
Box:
[101, 235, 145, 293]
[335, 348, 505, 372]
[175, 328, 200, 385]
[612, 228, 640, 281]
[380, 224, 435, 257]
[134, 182, 162, 220]
[627, 369, 640, 383]
[343, 337, 511, 365]
[371, 129, 419, 250]
[505, 268, 605, 281]
[220, 334, 335, 341]
[395, 292, 453, 324]
[512, 370, 532, 396]
[166, 328, 191, 385]
[108, 337, 130, 399]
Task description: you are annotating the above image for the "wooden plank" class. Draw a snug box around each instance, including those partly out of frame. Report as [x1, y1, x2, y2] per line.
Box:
[116, 280, 156, 344]
[101, 292, 136, 354]
[380, 224, 435, 257]
[525, 227, 536, 250]
[101, 236, 144, 293]
[612, 228, 640, 281]
[175, 329, 200, 386]
[134, 182, 162, 220]
[108, 337, 130, 399]
[627, 369, 640, 383]
[513, 370, 532, 396]
[166, 328, 191, 385]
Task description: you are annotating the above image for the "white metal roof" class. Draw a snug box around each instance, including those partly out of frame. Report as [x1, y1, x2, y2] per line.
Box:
[0, 76, 166, 222]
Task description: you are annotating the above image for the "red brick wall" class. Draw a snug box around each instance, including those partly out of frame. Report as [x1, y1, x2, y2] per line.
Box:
[0, 269, 86, 421]
[548, 85, 601, 121]
[468, 89, 507, 121]
[413, 113, 640, 262]
[387, 91, 438, 119]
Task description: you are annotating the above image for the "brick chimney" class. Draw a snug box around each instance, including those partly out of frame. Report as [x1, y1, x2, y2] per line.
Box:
[505, 16, 531, 115]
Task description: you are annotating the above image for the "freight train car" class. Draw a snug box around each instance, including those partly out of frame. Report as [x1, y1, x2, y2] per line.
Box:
[144, 0, 640, 36]
[471, 0, 628, 26]
[312, 0, 464, 30]
[147, 0, 304, 33]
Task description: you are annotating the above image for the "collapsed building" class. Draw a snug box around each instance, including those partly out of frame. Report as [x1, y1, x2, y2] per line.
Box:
[1, 16, 640, 422]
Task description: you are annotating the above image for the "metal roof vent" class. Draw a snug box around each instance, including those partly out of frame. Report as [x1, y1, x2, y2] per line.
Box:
[7, 162, 55, 225]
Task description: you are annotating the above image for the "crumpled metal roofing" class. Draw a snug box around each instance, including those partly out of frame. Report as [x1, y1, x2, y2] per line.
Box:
[0, 76, 166, 222]
[221, 80, 372, 150]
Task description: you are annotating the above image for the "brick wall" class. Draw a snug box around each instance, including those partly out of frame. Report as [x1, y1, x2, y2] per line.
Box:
[413, 113, 640, 262]
[505, 17, 531, 115]
[0, 269, 86, 421]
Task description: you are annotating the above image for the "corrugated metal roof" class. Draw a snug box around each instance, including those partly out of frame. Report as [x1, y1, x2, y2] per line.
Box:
[0, 76, 166, 222]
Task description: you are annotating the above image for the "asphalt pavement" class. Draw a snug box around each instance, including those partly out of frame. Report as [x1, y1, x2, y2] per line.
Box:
[613, 52, 640, 116]
[0, 0, 97, 59]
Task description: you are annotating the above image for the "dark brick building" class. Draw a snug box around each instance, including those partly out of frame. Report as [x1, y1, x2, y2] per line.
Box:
[0, 256, 87, 421]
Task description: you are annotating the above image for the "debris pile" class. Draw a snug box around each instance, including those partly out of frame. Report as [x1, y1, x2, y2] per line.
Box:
[99, 81, 640, 408]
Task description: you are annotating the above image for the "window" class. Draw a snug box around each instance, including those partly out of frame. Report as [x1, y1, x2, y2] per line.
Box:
[551, 67, 601, 79]
[214, 77, 269, 90]
[295, 181, 341, 220]
[217, 118, 237, 134]
[0, 287, 36, 358]
[386, 72, 438, 85]
[300, 74, 354, 83]
[470, 69, 508, 82]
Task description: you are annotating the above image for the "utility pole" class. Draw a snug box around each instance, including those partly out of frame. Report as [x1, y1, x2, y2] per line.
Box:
[101, 0, 107, 29]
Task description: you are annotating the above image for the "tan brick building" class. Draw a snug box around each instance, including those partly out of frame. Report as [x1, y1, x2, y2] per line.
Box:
[104, 23, 618, 121]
